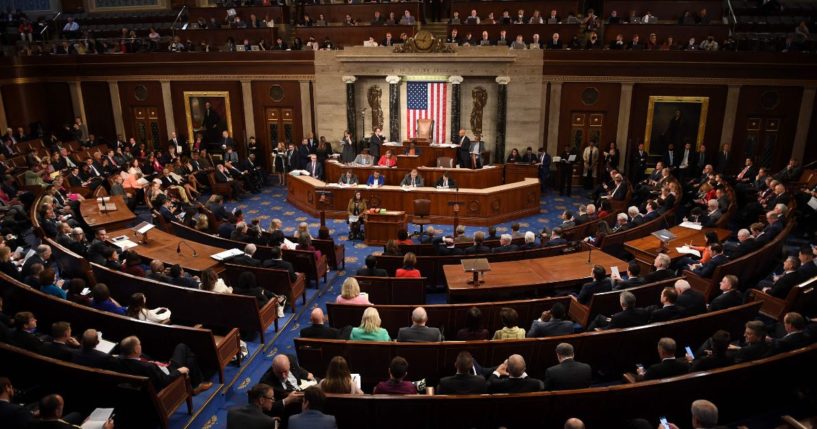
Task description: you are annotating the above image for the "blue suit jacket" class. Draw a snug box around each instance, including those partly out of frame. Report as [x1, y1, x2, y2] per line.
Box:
[692, 253, 729, 278]
[367, 175, 385, 186]
[288, 410, 338, 429]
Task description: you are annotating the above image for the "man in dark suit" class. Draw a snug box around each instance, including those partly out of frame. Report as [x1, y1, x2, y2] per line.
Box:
[262, 246, 297, 282]
[797, 245, 817, 279]
[637, 337, 689, 380]
[726, 229, 759, 259]
[642, 200, 660, 222]
[632, 143, 649, 182]
[42, 321, 79, 362]
[0, 376, 34, 429]
[436, 351, 487, 395]
[700, 199, 723, 227]
[227, 383, 297, 428]
[169, 264, 199, 289]
[72, 329, 116, 369]
[545, 227, 567, 247]
[9, 311, 45, 353]
[486, 354, 543, 393]
[369, 128, 384, 161]
[356, 255, 388, 277]
[296, 140, 310, 171]
[761, 256, 801, 298]
[527, 303, 574, 337]
[288, 387, 336, 429]
[590, 291, 650, 330]
[612, 261, 645, 290]
[232, 243, 262, 267]
[545, 32, 563, 49]
[215, 163, 244, 197]
[116, 336, 212, 394]
[663, 143, 678, 169]
[259, 354, 314, 401]
[674, 279, 707, 317]
[690, 244, 728, 278]
[300, 308, 339, 339]
[219, 130, 235, 152]
[491, 234, 519, 254]
[577, 265, 613, 305]
[455, 129, 471, 168]
[643, 253, 675, 284]
[708, 275, 744, 312]
[437, 237, 465, 256]
[730, 321, 771, 363]
[543, 343, 592, 390]
[649, 287, 683, 323]
[435, 171, 457, 189]
[463, 231, 491, 255]
[397, 307, 443, 342]
[167, 131, 187, 156]
[716, 144, 731, 174]
[305, 154, 323, 180]
[769, 312, 810, 354]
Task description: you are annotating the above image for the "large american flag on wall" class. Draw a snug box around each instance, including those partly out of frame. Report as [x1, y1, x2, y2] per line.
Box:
[406, 81, 447, 143]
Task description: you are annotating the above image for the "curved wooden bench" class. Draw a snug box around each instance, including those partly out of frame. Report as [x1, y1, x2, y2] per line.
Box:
[223, 262, 306, 313]
[296, 302, 761, 389]
[567, 277, 682, 327]
[353, 275, 427, 305]
[0, 271, 239, 383]
[0, 342, 191, 429]
[598, 205, 679, 259]
[748, 274, 817, 321]
[321, 342, 817, 429]
[326, 295, 573, 339]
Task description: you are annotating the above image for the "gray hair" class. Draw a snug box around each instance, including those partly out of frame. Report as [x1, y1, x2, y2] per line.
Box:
[244, 243, 257, 255]
[524, 231, 535, 244]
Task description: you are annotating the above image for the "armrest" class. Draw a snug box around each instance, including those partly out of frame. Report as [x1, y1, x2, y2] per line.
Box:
[748, 289, 786, 320]
[567, 295, 590, 327]
[683, 270, 712, 298]
[622, 372, 638, 384]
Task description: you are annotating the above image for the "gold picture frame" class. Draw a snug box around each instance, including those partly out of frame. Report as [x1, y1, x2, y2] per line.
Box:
[644, 96, 709, 154]
[183, 91, 233, 146]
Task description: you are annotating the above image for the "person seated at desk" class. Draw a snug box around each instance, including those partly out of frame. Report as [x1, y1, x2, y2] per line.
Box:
[378, 150, 397, 167]
[339, 170, 359, 185]
[335, 277, 371, 305]
[367, 170, 385, 187]
[435, 171, 457, 189]
[521, 146, 538, 163]
[400, 168, 424, 187]
[506, 148, 523, 163]
[353, 151, 374, 166]
[349, 307, 391, 341]
[395, 252, 421, 277]
[404, 143, 421, 156]
[347, 191, 367, 240]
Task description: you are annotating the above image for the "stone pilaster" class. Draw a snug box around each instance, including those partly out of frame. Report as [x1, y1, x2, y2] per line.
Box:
[342, 75, 357, 141]
[386, 75, 401, 142]
[448, 75, 463, 143]
[495, 76, 510, 164]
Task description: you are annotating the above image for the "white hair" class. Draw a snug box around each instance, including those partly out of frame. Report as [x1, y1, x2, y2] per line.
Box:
[737, 229, 750, 239]
[674, 279, 691, 293]
[617, 213, 628, 222]
[627, 206, 640, 217]
[524, 231, 535, 243]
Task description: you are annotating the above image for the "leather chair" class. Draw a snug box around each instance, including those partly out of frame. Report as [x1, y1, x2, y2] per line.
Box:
[415, 118, 434, 143]
[412, 199, 431, 236]
[436, 156, 454, 168]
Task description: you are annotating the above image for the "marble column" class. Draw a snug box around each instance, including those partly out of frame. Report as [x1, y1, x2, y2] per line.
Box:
[448, 75, 463, 143]
[68, 81, 87, 126]
[160, 80, 176, 137]
[342, 75, 357, 142]
[546, 82, 562, 156]
[495, 76, 510, 164]
[108, 81, 125, 138]
[240, 80, 257, 144]
[616, 83, 634, 173]
[299, 80, 314, 136]
[386, 75, 401, 142]
[792, 86, 815, 162]
[719, 84, 742, 150]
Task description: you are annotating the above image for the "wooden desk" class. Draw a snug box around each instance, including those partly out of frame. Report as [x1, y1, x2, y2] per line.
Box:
[108, 227, 224, 274]
[504, 162, 540, 184]
[287, 175, 540, 226]
[364, 210, 407, 245]
[79, 196, 136, 232]
[444, 251, 628, 302]
[324, 160, 504, 188]
[623, 226, 731, 273]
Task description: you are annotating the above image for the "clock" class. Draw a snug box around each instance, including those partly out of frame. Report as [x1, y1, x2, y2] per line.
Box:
[414, 30, 434, 51]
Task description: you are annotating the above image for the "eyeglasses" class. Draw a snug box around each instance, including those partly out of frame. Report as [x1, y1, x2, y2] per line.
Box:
[263, 395, 275, 401]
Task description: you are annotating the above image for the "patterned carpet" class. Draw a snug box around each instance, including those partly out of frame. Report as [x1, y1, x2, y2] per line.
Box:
[168, 183, 589, 429]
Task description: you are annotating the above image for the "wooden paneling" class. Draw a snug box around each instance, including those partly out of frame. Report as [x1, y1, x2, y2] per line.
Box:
[251, 80, 303, 170]
[628, 83, 727, 163]
[118, 81, 166, 145]
[732, 85, 803, 172]
[170, 81, 244, 154]
[1, 82, 73, 135]
[81, 81, 116, 142]
[558, 82, 622, 157]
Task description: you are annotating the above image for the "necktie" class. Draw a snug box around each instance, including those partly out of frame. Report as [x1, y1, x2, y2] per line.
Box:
[312, 164, 316, 177]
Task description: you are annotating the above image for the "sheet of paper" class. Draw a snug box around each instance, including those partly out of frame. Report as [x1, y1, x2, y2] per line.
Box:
[675, 246, 701, 257]
[81, 408, 114, 429]
[95, 333, 117, 354]
[679, 221, 703, 230]
[210, 248, 244, 261]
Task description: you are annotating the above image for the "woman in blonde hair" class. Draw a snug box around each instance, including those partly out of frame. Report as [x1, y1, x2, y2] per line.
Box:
[319, 356, 364, 394]
[349, 307, 390, 341]
[335, 277, 371, 305]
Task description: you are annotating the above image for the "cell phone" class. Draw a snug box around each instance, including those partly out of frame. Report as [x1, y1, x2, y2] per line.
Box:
[685, 346, 694, 359]
[659, 416, 670, 429]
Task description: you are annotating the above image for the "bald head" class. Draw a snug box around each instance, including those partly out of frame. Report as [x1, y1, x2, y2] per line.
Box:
[507, 354, 526, 377]
[674, 279, 691, 294]
[272, 354, 291, 378]
[564, 418, 585, 429]
[411, 307, 428, 326]
[310, 308, 325, 325]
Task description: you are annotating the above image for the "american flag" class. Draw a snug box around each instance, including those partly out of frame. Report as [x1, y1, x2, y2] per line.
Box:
[406, 81, 447, 143]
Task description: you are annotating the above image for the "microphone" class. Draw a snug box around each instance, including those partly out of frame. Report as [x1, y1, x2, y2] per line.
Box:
[587, 243, 593, 264]
[176, 240, 198, 256]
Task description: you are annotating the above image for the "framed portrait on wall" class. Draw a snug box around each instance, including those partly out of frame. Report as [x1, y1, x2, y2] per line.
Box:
[183, 91, 233, 147]
[643, 96, 709, 154]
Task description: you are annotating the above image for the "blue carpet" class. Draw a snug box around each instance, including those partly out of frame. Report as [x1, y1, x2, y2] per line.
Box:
[168, 185, 589, 429]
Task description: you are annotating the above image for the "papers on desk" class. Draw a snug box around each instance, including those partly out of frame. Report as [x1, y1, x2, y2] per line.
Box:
[210, 248, 244, 261]
[348, 215, 359, 223]
[351, 373, 362, 390]
[81, 408, 114, 429]
[679, 221, 703, 230]
[282, 238, 296, 250]
[808, 197, 817, 210]
[22, 248, 36, 264]
[95, 332, 117, 354]
[289, 170, 310, 176]
[552, 156, 562, 162]
[430, 143, 459, 148]
[96, 196, 112, 203]
[676, 246, 701, 258]
[299, 379, 318, 390]
[110, 235, 138, 251]
[383, 141, 403, 147]
[567, 154, 577, 162]
[401, 185, 418, 191]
